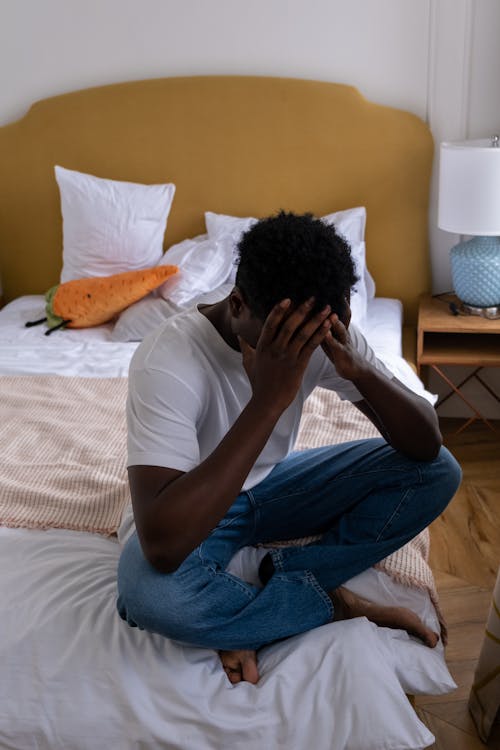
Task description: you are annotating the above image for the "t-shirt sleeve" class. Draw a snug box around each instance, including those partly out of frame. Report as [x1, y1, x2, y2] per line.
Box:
[317, 323, 393, 402]
[127, 365, 202, 471]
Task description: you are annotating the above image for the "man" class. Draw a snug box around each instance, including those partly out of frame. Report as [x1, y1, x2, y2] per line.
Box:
[117, 211, 461, 684]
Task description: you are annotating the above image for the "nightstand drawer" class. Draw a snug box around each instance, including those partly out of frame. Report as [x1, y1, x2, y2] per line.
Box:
[418, 331, 500, 367]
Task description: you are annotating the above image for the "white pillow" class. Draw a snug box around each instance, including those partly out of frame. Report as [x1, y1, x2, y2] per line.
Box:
[204, 208, 376, 329]
[111, 282, 234, 342]
[258, 618, 435, 750]
[378, 627, 457, 696]
[322, 206, 376, 294]
[55, 166, 176, 282]
[204, 211, 257, 284]
[342, 566, 456, 697]
[158, 234, 233, 307]
[111, 295, 181, 342]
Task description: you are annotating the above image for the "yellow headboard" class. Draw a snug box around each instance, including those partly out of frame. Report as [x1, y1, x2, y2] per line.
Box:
[0, 76, 433, 324]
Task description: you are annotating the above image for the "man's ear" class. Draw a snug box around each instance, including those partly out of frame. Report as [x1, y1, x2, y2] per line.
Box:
[229, 287, 247, 319]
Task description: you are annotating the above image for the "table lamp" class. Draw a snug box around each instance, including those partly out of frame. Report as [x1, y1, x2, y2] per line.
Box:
[438, 136, 500, 319]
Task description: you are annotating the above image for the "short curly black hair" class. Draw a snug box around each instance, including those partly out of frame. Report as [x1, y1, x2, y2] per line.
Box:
[235, 211, 358, 320]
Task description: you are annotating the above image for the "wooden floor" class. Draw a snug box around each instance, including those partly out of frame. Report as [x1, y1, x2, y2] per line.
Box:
[415, 418, 500, 749]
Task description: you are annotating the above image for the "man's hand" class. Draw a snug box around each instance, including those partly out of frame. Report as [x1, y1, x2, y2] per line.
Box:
[239, 298, 333, 413]
[320, 313, 368, 381]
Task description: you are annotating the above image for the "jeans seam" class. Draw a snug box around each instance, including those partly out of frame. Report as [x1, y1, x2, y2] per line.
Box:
[375, 465, 423, 542]
[199, 557, 256, 601]
[304, 570, 334, 620]
[214, 490, 256, 532]
[270, 550, 333, 620]
[246, 489, 258, 537]
[270, 548, 285, 573]
[252, 466, 418, 508]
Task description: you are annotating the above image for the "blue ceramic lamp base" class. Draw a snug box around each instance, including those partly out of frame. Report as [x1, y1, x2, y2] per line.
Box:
[451, 236, 500, 316]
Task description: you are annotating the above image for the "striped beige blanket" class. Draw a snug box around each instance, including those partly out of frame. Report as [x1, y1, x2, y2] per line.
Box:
[0, 375, 440, 621]
[0, 376, 129, 535]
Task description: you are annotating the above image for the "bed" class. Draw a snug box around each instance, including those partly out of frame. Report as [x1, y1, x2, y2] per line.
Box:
[0, 76, 456, 750]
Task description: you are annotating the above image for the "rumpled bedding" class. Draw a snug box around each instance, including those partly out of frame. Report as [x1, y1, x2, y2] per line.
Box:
[0, 296, 454, 750]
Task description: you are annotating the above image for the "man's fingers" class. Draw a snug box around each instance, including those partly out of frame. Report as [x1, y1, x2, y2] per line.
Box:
[285, 304, 334, 355]
[329, 313, 348, 344]
[321, 329, 338, 356]
[258, 298, 291, 346]
[273, 297, 317, 348]
[238, 336, 256, 379]
[297, 317, 333, 360]
[257, 299, 344, 365]
[321, 315, 350, 359]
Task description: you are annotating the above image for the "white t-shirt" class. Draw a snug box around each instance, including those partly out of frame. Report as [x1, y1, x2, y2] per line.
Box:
[126, 306, 392, 491]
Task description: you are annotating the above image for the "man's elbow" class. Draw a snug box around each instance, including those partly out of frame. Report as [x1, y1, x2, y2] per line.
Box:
[427, 422, 444, 460]
[409, 430, 443, 462]
[140, 538, 185, 575]
[417, 443, 442, 462]
[149, 555, 180, 574]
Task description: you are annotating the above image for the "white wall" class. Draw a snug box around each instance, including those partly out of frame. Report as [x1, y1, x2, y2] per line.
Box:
[1, 0, 499, 416]
[1, 0, 434, 123]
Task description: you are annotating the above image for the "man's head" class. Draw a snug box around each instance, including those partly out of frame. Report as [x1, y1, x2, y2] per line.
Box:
[232, 211, 358, 340]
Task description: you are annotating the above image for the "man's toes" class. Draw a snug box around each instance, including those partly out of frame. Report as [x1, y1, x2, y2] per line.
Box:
[224, 665, 243, 684]
[408, 617, 439, 648]
[220, 649, 259, 684]
[424, 629, 439, 648]
[241, 654, 259, 684]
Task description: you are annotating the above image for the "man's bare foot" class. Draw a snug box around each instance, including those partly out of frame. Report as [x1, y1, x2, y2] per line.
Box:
[219, 649, 259, 684]
[330, 586, 439, 648]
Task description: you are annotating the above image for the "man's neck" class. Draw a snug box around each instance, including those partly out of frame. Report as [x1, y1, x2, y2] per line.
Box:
[198, 298, 240, 351]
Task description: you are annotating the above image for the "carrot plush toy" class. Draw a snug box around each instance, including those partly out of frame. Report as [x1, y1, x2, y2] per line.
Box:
[26, 265, 178, 334]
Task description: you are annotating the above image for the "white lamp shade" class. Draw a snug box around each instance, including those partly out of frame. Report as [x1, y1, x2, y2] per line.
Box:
[438, 139, 500, 236]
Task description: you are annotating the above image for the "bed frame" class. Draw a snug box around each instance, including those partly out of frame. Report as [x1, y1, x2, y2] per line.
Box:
[0, 76, 433, 340]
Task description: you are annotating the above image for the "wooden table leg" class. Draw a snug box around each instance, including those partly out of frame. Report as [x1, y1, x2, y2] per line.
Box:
[432, 365, 498, 433]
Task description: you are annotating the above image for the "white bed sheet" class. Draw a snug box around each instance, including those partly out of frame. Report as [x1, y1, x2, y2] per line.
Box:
[0, 296, 449, 750]
[364, 297, 404, 355]
[363, 298, 437, 405]
[0, 526, 448, 750]
[0, 295, 435, 401]
[0, 295, 137, 376]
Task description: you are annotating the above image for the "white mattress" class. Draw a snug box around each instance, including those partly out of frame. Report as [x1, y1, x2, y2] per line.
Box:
[364, 296, 404, 355]
[0, 295, 137, 376]
[0, 294, 404, 352]
[0, 295, 434, 401]
[0, 296, 447, 750]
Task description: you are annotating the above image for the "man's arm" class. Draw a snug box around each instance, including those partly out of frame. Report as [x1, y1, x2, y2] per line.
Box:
[130, 298, 333, 573]
[129, 395, 285, 573]
[322, 316, 442, 461]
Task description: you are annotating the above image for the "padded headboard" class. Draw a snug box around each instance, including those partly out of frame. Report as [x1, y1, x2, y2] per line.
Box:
[0, 76, 433, 324]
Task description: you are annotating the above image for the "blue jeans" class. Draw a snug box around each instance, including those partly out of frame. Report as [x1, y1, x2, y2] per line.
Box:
[117, 439, 461, 651]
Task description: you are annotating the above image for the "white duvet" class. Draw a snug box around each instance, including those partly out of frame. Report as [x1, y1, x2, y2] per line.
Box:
[0, 297, 453, 750]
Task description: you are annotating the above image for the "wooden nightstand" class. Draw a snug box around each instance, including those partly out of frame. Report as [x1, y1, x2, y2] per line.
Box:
[417, 294, 500, 433]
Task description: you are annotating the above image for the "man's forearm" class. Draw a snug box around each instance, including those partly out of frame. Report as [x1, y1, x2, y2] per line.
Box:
[139, 397, 283, 572]
[352, 367, 442, 461]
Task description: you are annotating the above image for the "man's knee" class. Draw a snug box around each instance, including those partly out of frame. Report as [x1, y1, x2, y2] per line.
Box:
[421, 445, 462, 515]
[117, 563, 190, 637]
[117, 534, 182, 632]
